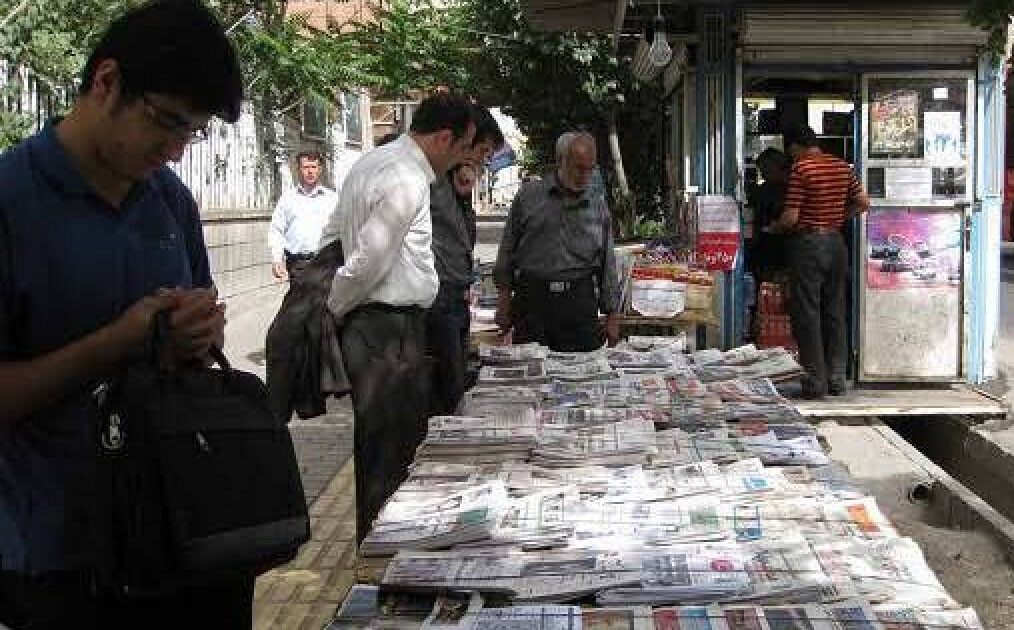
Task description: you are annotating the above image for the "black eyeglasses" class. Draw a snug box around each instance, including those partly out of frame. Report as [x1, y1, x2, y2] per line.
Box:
[141, 94, 209, 144]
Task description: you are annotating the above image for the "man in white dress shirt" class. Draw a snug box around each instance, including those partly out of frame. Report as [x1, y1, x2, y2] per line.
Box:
[268, 150, 338, 281]
[319, 93, 476, 543]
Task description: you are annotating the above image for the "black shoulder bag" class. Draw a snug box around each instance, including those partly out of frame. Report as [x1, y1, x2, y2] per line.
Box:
[96, 313, 310, 593]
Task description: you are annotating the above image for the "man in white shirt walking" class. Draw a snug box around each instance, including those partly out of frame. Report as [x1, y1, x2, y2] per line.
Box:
[268, 151, 338, 281]
[319, 94, 476, 544]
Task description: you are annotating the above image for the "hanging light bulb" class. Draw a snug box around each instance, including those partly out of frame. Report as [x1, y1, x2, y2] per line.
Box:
[647, 0, 671, 67]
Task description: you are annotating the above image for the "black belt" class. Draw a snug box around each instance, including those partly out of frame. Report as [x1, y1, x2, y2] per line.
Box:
[516, 273, 594, 295]
[284, 251, 315, 263]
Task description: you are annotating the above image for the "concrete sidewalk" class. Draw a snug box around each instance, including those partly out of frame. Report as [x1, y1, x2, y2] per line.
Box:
[223, 286, 357, 629]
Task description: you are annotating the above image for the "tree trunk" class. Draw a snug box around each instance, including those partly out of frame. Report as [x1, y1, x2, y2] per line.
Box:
[254, 97, 283, 205]
[607, 109, 630, 197]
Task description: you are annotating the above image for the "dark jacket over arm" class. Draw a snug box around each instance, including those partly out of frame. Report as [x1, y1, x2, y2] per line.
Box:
[266, 240, 349, 422]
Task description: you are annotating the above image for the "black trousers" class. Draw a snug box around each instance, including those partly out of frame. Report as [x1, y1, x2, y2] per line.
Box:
[0, 571, 254, 629]
[512, 275, 603, 352]
[425, 285, 470, 417]
[341, 305, 430, 546]
[787, 232, 848, 394]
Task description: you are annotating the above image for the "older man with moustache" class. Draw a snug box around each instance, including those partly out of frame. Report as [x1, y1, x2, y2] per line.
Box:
[494, 132, 620, 351]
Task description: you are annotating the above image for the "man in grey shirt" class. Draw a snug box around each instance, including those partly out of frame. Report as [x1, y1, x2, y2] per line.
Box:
[494, 132, 620, 351]
[426, 106, 504, 415]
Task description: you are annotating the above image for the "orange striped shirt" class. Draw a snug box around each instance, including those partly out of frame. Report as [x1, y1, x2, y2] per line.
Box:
[783, 153, 863, 230]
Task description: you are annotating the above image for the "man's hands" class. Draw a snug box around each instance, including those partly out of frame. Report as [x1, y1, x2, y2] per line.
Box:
[605, 313, 620, 347]
[112, 288, 226, 362]
[166, 288, 226, 360]
[272, 261, 289, 281]
[494, 291, 512, 334]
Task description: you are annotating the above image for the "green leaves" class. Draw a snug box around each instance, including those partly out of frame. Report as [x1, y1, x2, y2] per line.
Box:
[966, 0, 1014, 63]
[343, 0, 473, 99]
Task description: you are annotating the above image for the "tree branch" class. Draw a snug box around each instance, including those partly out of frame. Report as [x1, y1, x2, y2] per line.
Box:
[0, 0, 32, 31]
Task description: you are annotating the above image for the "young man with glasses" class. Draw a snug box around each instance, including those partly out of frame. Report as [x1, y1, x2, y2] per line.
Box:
[0, 1, 248, 627]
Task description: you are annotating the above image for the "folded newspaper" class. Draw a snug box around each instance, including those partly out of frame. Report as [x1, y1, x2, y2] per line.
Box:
[361, 482, 509, 556]
[481, 343, 551, 365]
[480, 363, 551, 386]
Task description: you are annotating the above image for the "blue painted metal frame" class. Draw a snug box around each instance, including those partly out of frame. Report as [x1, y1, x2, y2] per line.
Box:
[693, 6, 743, 349]
[968, 56, 1006, 383]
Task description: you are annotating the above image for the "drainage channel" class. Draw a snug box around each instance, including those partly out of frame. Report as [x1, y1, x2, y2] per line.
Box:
[877, 415, 1014, 626]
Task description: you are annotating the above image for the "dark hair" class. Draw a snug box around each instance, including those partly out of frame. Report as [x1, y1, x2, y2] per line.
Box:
[376, 132, 401, 146]
[81, 0, 243, 122]
[470, 105, 505, 150]
[409, 93, 474, 141]
[296, 151, 323, 165]
[782, 123, 819, 150]
[755, 148, 790, 171]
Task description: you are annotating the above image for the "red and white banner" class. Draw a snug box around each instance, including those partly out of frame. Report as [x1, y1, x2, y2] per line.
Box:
[696, 195, 741, 272]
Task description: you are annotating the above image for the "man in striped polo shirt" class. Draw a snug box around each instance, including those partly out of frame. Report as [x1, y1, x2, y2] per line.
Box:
[771, 124, 870, 398]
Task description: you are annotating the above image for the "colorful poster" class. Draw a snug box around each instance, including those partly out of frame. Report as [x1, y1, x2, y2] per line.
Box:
[870, 90, 920, 156]
[866, 209, 962, 289]
[924, 111, 963, 166]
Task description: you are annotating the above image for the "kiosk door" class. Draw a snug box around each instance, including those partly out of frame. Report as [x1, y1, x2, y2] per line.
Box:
[858, 74, 974, 382]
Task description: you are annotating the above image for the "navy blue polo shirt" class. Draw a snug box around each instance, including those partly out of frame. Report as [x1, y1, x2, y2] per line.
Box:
[0, 124, 212, 573]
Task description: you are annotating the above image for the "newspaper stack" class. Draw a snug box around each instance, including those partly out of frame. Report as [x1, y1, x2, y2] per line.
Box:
[538, 407, 669, 430]
[690, 347, 804, 385]
[479, 363, 551, 386]
[811, 537, 958, 609]
[476, 486, 581, 549]
[602, 377, 673, 408]
[415, 416, 540, 464]
[480, 342, 550, 365]
[723, 496, 897, 542]
[462, 386, 543, 409]
[545, 358, 619, 383]
[383, 548, 641, 600]
[565, 497, 730, 547]
[874, 604, 984, 629]
[534, 419, 659, 468]
[596, 540, 845, 606]
[383, 548, 526, 594]
[360, 482, 509, 556]
[470, 605, 583, 630]
[605, 349, 678, 369]
[706, 379, 785, 404]
[624, 333, 688, 353]
[496, 463, 652, 498]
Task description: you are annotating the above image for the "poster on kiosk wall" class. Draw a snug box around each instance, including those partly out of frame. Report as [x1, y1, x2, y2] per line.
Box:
[865, 208, 962, 290]
[696, 195, 740, 272]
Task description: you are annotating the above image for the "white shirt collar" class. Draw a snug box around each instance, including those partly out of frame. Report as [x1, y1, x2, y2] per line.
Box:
[297, 184, 327, 197]
[398, 134, 437, 184]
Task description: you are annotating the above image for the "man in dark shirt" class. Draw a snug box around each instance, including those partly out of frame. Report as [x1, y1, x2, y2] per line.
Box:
[0, 1, 248, 627]
[749, 148, 791, 281]
[426, 106, 503, 415]
[494, 132, 620, 351]
[771, 124, 870, 399]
